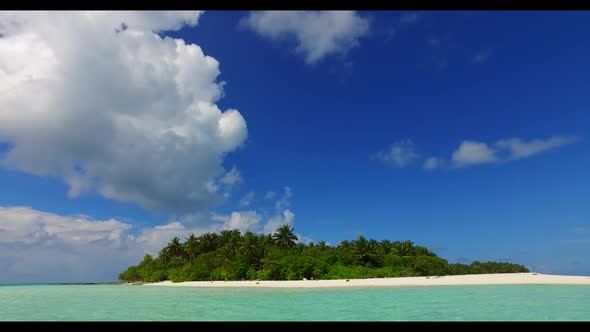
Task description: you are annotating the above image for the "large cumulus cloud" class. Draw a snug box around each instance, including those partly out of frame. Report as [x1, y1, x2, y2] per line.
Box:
[0, 11, 247, 212]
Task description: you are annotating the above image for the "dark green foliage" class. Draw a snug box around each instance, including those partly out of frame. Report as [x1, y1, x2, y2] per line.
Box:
[118, 266, 141, 282]
[392, 240, 415, 257]
[272, 224, 298, 249]
[411, 256, 450, 276]
[118, 224, 529, 282]
[448, 261, 530, 275]
[183, 234, 199, 263]
[352, 235, 380, 267]
[210, 267, 233, 281]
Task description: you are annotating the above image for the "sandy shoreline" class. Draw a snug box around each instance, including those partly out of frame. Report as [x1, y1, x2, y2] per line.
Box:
[141, 273, 590, 288]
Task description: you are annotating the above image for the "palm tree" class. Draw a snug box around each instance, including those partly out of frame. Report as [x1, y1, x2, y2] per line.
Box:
[317, 241, 329, 251]
[184, 234, 199, 263]
[260, 257, 279, 279]
[158, 247, 171, 263]
[369, 239, 379, 251]
[140, 254, 154, 266]
[413, 246, 436, 257]
[338, 240, 352, 250]
[353, 235, 378, 266]
[379, 240, 393, 255]
[258, 233, 274, 251]
[228, 234, 241, 254]
[166, 236, 185, 260]
[198, 232, 218, 254]
[295, 242, 306, 252]
[218, 229, 241, 247]
[240, 231, 260, 265]
[217, 245, 235, 268]
[272, 224, 298, 249]
[392, 240, 415, 257]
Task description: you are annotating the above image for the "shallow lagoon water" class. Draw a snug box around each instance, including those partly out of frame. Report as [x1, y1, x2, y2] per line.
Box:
[1, 284, 589, 321]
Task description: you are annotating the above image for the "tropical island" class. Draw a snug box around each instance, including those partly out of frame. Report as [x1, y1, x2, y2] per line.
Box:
[119, 225, 529, 283]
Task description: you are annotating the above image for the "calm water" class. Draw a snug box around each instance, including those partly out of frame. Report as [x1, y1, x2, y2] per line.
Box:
[1, 284, 589, 321]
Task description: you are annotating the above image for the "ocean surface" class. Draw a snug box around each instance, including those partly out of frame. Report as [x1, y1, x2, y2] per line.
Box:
[1, 284, 589, 321]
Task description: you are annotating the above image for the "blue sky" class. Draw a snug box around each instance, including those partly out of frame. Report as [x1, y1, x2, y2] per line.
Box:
[0, 11, 589, 282]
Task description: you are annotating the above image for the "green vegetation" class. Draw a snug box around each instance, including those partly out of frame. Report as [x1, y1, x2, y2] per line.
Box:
[119, 225, 528, 282]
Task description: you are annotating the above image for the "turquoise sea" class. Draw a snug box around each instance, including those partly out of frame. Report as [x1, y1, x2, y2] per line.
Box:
[1, 284, 589, 321]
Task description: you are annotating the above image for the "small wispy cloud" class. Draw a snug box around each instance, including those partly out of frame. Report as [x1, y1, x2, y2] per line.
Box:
[295, 233, 315, 245]
[211, 210, 262, 233]
[378, 135, 579, 171]
[240, 11, 370, 65]
[494, 136, 579, 160]
[399, 12, 422, 24]
[372, 140, 419, 168]
[452, 136, 580, 168]
[263, 209, 295, 234]
[239, 191, 255, 207]
[219, 166, 243, 185]
[451, 141, 498, 166]
[472, 48, 493, 63]
[264, 191, 276, 200]
[274, 186, 292, 211]
[383, 12, 423, 45]
[575, 227, 586, 235]
[423, 157, 444, 170]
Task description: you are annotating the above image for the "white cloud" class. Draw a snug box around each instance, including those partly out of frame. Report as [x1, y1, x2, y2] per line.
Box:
[0, 184, 304, 282]
[372, 140, 419, 168]
[494, 136, 579, 160]
[274, 186, 292, 211]
[0, 206, 267, 283]
[423, 157, 444, 170]
[574, 227, 586, 235]
[295, 233, 314, 245]
[211, 210, 262, 233]
[0, 205, 251, 283]
[374, 136, 577, 171]
[136, 210, 266, 256]
[0, 11, 247, 213]
[264, 191, 276, 200]
[0, 206, 131, 247]
[451, 140, 497, 166]
[213, 186, 298, 235]
[241, 11, 370, 64]
[239, 191, 255, 206]
[452, 136, 579, 167]
[219, 166, 243, 185]
[0, 206, 139, 283]
[135, 222, 197, 256]
[263, 209, 295, 234]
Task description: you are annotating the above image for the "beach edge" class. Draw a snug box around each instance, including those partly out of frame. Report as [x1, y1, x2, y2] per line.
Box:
[139, 272, 590, 288]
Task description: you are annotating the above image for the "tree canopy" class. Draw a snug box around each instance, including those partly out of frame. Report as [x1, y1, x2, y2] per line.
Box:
[119, 225, 529, 283]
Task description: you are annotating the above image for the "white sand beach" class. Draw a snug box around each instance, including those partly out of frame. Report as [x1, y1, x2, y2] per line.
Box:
[143, 272, 590, 288]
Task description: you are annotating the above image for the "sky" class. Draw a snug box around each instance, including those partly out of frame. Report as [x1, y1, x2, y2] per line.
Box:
[0, 11, 589, 283]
